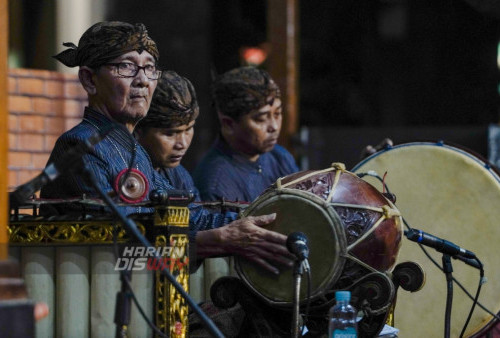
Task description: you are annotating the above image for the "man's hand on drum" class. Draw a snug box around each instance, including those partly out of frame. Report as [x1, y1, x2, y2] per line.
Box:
[195, 213, 295, 275]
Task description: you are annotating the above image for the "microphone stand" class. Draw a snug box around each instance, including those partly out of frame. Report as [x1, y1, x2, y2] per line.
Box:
[404, 228, 486, 337]
[115, 270, 132, 338]
[82, 167, 224, 338]
[442, 254, 453, 338]
[291, 259, 308, 338]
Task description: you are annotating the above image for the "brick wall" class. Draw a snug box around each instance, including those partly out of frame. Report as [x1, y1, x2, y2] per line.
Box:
[8, 69, 88, 191]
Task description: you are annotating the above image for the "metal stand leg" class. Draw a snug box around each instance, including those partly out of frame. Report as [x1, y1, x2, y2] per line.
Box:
[291, 259, 305, 338]
[442, 254, 453, 338]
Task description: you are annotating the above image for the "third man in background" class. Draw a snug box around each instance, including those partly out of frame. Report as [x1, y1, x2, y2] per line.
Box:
[193, 66, 299, 203]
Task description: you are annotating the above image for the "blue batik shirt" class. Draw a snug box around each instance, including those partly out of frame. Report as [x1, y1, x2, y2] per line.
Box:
[40, 107, 235, 242]
[193, 135, 299, 203]
[158, 165, 201, 202]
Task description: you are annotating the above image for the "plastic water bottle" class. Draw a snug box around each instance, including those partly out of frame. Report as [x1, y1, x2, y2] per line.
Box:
[328, 291, 358, 338]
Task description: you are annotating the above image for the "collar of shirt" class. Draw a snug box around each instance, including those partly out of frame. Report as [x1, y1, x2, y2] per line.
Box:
[213, 134, 263, 171]
[83, 106, 139, 157]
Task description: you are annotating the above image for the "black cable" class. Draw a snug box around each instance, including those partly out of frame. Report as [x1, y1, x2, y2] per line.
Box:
[123, 273, 168, 338]
[402, 218, 498, 321]
[459, 258, 484, 338]
[112, 226, 167, 337]
[356, 171, 392, 195]
[121, 124, 138, 183]
[402, 224, 489, 336]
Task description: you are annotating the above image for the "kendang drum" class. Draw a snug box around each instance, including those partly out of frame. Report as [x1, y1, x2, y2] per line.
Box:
[353, 142, 500, 337]
[235, 163, 403, 335]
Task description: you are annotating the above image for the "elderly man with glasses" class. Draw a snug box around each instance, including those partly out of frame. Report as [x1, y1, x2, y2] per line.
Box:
[41, 21, 169, 215]
[40, 21, 293, 277]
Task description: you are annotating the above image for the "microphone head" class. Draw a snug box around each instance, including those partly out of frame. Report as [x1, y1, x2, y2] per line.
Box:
[404, 229, 420, 241]
[286, 231, 308, 249]
[286, 232, 309, 259]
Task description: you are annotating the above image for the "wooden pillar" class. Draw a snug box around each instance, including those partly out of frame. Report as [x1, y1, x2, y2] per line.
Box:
[55, 0, 105, 74]
[0, 0, 9, 260]
[267, 0, 300, 151]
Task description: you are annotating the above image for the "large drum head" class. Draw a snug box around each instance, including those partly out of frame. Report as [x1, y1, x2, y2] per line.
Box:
[353, 142, 500, 337]
[236, 189, 346, 306]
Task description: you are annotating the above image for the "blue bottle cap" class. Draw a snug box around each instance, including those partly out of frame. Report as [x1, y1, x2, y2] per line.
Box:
[335, 291, 351, 302]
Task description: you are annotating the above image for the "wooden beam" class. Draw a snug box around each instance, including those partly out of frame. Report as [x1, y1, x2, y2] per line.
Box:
[0, 0, 8, 259]
[267, 0, 300, 151]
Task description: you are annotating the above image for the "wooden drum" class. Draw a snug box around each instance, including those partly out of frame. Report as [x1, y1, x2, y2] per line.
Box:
[235, 163, 403, 335]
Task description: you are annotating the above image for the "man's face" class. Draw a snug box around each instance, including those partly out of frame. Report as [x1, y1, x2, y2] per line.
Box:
[230, 97, 282, 157]
[92, 51, 158, 127]
[137, 120, 195, 169]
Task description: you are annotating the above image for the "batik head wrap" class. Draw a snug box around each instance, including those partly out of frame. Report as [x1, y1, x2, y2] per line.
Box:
[137, 71, 199, 130]
[212, 66, 281, 120]
[53, 21, 159, 68]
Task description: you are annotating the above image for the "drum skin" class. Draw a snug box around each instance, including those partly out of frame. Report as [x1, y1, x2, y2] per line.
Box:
[235, 165, 403, 307]
[353, 142, 500, 337]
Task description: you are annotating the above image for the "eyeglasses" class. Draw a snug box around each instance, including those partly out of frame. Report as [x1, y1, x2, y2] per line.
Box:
[105, 62, 162, 80]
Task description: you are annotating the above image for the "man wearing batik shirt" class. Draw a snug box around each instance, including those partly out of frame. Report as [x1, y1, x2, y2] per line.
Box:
[135, 71, 201, 201]
[40, 21, 293, 275]
[193, 66, 299, 203]
[41, 21, 170, 216]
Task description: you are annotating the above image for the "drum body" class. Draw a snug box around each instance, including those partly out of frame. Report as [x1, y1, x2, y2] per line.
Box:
[235, 164, 403, 308]
[353, 142, 500, 337]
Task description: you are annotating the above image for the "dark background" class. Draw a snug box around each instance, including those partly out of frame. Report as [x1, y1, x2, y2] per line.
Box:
[10, 0, 500, 170]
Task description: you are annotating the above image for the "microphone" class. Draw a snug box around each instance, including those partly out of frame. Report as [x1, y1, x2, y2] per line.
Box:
[9, 124, 114, 208]
[286, 232, 309, 260]
[404, 228, 476, 259]
[149, 189, 195, 206]
[452, 255, 481, 270]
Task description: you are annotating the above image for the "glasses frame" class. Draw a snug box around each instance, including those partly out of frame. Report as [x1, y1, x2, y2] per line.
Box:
[104, 62, 162, 80]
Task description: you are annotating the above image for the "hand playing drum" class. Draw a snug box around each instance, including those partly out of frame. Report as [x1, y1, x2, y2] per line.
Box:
[194, 214, 295, 275]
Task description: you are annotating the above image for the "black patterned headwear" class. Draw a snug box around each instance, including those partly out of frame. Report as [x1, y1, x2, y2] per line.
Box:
[212, 66, 281, 120]
[137, 71, 199, 129]
[53, 21, 159, 68]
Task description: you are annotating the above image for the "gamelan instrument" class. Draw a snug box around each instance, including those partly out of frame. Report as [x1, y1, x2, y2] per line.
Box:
[229, 163, 407, 337]
[8, 195, 191, 338]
